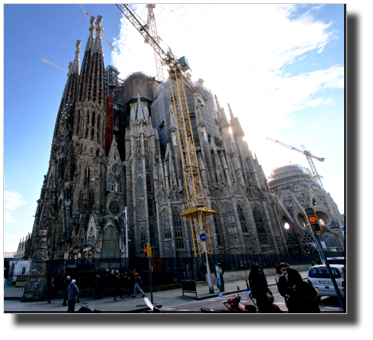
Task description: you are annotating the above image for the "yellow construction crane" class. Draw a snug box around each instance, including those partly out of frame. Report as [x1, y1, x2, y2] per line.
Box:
[79, 4, 114, 51]
[145, 4, 164, 82]
[116, 4, 216, 258]
[266, 137, 325, 190]
[41, 58, 68, 73]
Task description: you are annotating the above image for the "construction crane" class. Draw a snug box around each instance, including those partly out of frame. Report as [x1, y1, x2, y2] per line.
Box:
[41, 58, 68, 73]
[116, 4, 216, 259]
[266, 137, 325, 190]
[146, 4, 164, 82]
[79, 4, 114, 51]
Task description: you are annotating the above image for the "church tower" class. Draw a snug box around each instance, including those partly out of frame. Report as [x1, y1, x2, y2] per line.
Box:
[125, 94, 158, 257]
[70, 16, 107, 258]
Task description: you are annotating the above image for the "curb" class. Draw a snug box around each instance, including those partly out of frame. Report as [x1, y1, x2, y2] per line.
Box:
[183, 277, 307, 301]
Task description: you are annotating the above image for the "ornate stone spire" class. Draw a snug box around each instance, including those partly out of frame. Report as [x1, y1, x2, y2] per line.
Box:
[70, 40, 81, 75]
[86, 17, 96, 52]
[93, 16, 104, 55]
[228, 103, 245, 137]
[215, 95, 230, 130]
[136, 94, 145, 120]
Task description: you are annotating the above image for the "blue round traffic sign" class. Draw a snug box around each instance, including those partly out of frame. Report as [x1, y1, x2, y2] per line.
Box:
[199, 233, 207, 242]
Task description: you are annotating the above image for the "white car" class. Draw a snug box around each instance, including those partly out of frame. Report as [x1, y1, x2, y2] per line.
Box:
[307, 264, 345, 298]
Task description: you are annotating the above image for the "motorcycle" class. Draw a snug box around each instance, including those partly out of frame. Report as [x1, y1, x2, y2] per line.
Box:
[200, 286, 257, 313]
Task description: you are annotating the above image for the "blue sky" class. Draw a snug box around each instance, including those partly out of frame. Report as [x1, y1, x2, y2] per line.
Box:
[3, 3, 345, 252]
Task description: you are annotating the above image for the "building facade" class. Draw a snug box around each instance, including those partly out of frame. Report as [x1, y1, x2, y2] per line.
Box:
[268, 164, 344, 253]
[20, 16, 343, 299]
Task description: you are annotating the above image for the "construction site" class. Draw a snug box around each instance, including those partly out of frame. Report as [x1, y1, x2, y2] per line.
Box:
[14, 5, 344, 301]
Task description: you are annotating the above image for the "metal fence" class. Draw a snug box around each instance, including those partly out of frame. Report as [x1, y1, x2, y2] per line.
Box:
[5, 251, 344, 298]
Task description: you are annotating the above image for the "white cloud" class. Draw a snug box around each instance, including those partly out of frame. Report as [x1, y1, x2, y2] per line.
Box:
[112, 3, 343, 146]
[4, 190, 26, 223]
[112, 4, 344, 211]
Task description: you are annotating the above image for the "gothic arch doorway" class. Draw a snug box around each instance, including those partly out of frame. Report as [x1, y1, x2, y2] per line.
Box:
[101, 225, 120, 258]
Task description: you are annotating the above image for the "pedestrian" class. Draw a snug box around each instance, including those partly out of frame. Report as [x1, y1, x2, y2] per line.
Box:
[66, 279, 79, 313]
[47, 277, 54, 303]
[285, 267, 320, 313]
[132, 269, 145, 298]
[62, 275, 71, 306]
[248, 265, 280, 313]
[94, 274, 102, 299]
[276, 262, 296, 312]
[128, 270, 135, 296]
[76, 276, 81, 303]
[113, 271, 125, 301]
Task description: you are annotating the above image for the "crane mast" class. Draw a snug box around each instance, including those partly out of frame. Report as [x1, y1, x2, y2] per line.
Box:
[116, 4, 215, 257]
[266, 137, 325, 190]
[146, 4, 164, 81]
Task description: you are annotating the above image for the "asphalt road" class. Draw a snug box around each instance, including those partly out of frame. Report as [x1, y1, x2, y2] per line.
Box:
[155, 285, 345, 313]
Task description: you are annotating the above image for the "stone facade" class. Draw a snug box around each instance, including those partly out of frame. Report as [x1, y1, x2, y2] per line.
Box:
[268, 164, 344, 253]
[23, 15, 297, 293]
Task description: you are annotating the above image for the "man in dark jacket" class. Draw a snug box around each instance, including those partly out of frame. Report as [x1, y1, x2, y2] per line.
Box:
[67, 279, 79, 313]
[95, 274, 102, 299]
[62, 276, 71, 306]
[277, 262, 295, 312]
[113, 272, 124, 301]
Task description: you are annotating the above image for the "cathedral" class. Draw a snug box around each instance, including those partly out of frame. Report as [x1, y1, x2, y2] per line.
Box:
[22, 14, 289, 269]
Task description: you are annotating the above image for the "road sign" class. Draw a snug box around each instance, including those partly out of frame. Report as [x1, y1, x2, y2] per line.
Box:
[199, 233, 207, 242]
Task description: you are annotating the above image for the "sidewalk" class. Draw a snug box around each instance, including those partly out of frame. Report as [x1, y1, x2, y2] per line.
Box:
[4, 271, 308, 313]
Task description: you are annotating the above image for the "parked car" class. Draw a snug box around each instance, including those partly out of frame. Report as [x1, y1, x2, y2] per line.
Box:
[307, 264, 345, 298]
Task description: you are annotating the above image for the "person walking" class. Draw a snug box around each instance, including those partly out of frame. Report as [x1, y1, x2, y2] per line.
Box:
[62, 276, 71, 306]
[66, 279, 79, 313]
[248, 265, 280, 313]
[132, 269, 145, 298]
[128, 270, 135, 296]
[94, 274, 102, 299]
[47, 277, 54, 303]
[285, 267, 320, 313]
[276, 262, 296, 312]
[76, 276, 81, 303]
[113, 272, 125, 301]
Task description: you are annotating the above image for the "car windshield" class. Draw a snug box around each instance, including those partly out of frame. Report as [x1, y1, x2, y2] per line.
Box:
[309, 267, 342, 278]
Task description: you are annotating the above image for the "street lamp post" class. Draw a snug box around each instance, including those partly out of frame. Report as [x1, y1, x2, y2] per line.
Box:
[123, 207, 129, 273]
[196, 204, 214, 294]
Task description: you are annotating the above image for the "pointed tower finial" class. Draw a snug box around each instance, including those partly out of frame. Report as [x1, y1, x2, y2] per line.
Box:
[71, 40, 81, 74]
[136, 94, 145, 120]
[86, 17, 96, 52]
[228, 103, 234, 120]
[93, 16, 104, 55]
[214, 94, 221, 110]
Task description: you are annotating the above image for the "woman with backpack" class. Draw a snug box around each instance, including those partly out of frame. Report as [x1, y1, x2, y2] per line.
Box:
[285, 267, 320, 313]
[248, 265, 282, 313]
[132, 269, 145, 298]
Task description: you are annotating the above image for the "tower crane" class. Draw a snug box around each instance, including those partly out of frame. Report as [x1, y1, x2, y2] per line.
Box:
[146, 4, 164, 82]
[41, 58, 68, 73]
[116, 4, 216, 259]
[79, 4, 114, 51]
[266, 137, 325, 190]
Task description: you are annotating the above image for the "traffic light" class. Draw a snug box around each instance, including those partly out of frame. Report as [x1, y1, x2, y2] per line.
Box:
[149, 247, 153, 258]
[305, 207, 322, 232]
[144, 243, 149, 257]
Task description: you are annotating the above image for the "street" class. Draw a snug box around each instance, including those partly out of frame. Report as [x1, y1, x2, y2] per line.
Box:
[4, 268, 345, 313]
[155, 285, 344, 313]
